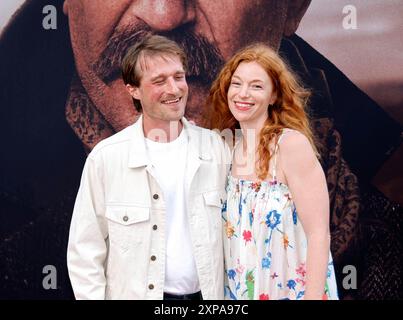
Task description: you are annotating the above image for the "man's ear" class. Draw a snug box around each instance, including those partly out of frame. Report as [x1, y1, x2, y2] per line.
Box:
[126, 84, 140, 100]
[284, 0, 311, 36]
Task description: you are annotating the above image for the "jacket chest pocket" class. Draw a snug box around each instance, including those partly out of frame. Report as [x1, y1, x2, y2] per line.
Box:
[105, 205, 150, 251]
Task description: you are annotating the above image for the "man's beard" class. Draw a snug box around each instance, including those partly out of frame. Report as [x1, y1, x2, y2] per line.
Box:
[65, 24, 225, 151]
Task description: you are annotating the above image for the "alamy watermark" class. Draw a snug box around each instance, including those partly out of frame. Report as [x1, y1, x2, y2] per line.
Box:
[343, 5, 358, 30]
[41, 263, 358, 291]
[42, 265, 57, 290]
[342, 265, 357, 290]
[42, 5, 57, 30]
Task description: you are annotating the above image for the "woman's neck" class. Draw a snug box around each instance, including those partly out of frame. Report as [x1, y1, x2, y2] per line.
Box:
[239, 117, 268, 151]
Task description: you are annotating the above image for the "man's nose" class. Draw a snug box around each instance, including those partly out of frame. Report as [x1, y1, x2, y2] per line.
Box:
[166, 78, 181, 94]
[131, 0, 196, 32]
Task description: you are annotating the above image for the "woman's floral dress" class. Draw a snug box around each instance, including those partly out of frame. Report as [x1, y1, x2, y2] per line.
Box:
[223, 131, 339, 300]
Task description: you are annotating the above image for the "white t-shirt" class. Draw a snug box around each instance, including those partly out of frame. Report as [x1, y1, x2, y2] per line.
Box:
[145, 128, 200, 294]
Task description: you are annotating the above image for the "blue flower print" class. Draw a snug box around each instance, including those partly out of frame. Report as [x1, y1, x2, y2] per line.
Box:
[265, 210, 281, 229]
[221, 200, 227, 213]
[249, 211, 253, 227]
[262, 257, 271, 269]
[292, 207, 297, 225]
[296, 291, 305, 300]
[227, 269, 236, 280]
[327, 263, 333, 278]
[287, 279, 296, 290]
[225, 286, 237, 300]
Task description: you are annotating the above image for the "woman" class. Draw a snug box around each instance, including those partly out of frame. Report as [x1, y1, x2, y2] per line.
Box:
[204, 44, 338, 300]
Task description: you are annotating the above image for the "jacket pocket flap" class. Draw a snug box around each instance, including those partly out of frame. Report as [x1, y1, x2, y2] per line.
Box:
[203, 191, 223, 207]
[105, 205, 150, 225]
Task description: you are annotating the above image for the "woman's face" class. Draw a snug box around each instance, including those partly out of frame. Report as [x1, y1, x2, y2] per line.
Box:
[227, 61, 276, 128]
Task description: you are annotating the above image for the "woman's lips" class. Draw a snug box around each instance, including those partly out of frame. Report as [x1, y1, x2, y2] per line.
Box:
[234, 101, 254, 111]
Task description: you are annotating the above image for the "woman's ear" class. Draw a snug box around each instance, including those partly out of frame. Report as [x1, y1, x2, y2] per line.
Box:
[284, 0, 312, 36]
[271, 91, 277, 105]
[269, 91, 277, 106]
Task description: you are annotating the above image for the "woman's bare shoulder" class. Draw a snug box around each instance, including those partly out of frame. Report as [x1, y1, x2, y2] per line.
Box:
[279, 129, 312, 153]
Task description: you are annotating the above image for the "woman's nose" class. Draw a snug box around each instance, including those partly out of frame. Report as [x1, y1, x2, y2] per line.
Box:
[238, 85, 250, 98]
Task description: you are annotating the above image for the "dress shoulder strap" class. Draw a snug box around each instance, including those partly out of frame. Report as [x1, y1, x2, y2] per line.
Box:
[271, 129, 290, 181]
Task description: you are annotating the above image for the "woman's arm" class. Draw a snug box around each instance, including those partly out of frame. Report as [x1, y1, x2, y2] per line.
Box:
[279, 131, 330, 300]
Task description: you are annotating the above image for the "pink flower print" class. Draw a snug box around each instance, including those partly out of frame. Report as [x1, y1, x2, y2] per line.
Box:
[243, 230, 252, 244]
[296, 263, 306, 277]
[251, 182, 261, 192]
[236, 265, 244, 274]
[235, 259, 245, 274]
[259, 293, 269, 300]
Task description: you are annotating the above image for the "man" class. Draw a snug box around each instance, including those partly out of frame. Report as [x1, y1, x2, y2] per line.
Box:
[67, 35, 229, 299]
[0, 0, 401, 299]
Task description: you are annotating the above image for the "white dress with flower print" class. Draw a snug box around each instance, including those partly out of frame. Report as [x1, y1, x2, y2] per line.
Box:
[222, 131, 339, 300]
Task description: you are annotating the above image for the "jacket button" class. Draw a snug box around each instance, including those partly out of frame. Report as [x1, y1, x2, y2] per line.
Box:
[148, 284, 154, 290]
[153, 194, 159, 200]
[123, 215, 129, 222]
[153, 225, 158, 231]
[150, 255, 156, 261]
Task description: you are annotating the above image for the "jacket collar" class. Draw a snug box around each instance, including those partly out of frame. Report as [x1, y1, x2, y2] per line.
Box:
[128, 115, 211, 168]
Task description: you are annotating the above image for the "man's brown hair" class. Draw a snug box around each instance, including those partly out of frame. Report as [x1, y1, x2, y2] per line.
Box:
[121, 34, 188, 112]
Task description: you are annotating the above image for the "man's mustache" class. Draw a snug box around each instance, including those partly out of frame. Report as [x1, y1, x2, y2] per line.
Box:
[93, 24, 225, 85]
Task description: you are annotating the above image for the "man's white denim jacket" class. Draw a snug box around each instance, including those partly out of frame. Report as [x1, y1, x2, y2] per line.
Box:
[67, 116, 230, 300]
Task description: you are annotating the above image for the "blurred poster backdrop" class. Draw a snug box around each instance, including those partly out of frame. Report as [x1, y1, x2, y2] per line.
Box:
[0, 0, 402, 299]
